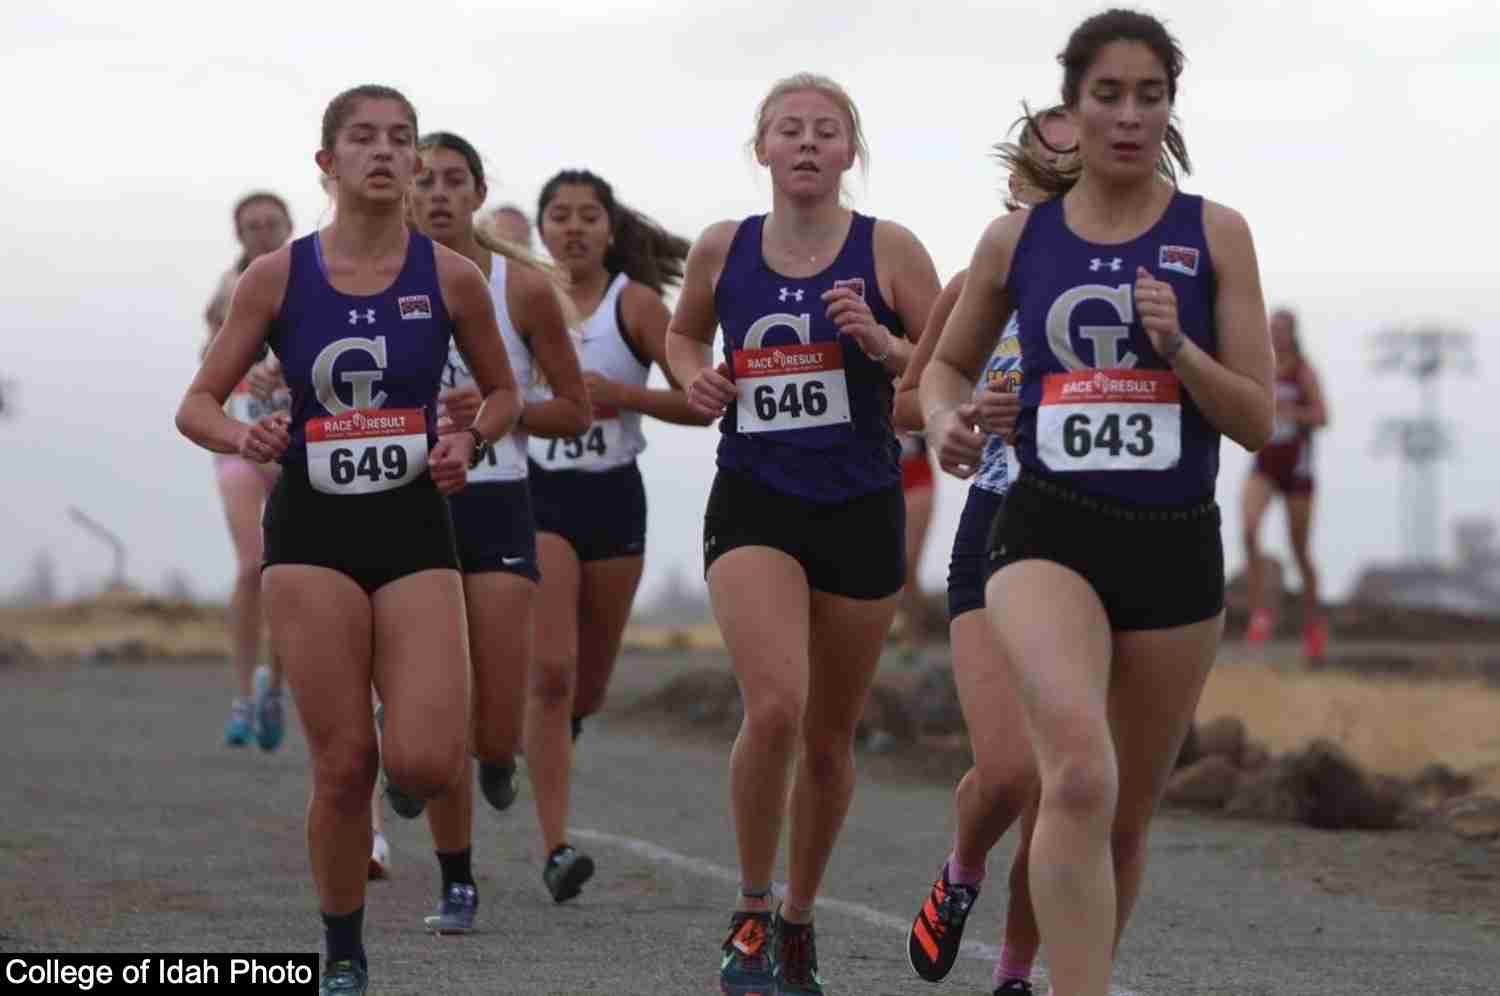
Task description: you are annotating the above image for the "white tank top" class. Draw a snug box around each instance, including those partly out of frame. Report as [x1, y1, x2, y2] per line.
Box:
[443, 255, 533, 482]
[528, 272, 649, 473]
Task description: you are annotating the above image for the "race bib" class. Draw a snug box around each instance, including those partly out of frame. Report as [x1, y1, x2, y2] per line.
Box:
[1037, 369, 1180, 472]
[529, 406, 624, 472]
[305, 408, 428, 495]
[733, 342, 851, 435]
[467, 441, 511, 483]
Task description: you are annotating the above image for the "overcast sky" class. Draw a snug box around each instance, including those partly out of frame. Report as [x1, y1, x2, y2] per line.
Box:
[3, 0, 1498, 605]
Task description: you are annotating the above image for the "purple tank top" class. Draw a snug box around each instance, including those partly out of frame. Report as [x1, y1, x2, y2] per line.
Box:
[1008, 192, 1220, 504]
[268, 232, 453, 476]
[713, 213, 904, 502]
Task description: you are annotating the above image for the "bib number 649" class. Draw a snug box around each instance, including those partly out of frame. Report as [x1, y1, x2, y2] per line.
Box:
[330, 444, 409, 485]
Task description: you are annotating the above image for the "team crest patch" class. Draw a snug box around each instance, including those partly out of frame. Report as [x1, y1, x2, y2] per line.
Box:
[1158, 245, 1200, 276]
[399, 295, 432, 320]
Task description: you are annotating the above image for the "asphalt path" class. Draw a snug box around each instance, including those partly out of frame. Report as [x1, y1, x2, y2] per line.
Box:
[2, 653, 1496, 994]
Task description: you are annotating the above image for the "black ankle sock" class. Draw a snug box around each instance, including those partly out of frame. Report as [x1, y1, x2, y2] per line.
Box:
[321, 907, 366, 969]
[436, 848, 474, 890]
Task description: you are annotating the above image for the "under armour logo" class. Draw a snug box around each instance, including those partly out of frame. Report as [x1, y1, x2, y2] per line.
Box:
[778, 287, 804, 303]
[1089, 257, 1123, 273]
[348, 309, 376, 325]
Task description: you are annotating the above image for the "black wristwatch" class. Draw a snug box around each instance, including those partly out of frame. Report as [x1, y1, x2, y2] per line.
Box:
[465, 427, 489, 468]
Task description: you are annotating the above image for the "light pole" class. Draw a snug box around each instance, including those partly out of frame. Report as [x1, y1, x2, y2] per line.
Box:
[1370, 325, 1474, 565]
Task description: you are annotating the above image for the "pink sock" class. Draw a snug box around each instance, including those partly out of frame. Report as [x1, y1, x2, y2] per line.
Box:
[944, 852, 985, 887]
[994, 944, 1035, 986]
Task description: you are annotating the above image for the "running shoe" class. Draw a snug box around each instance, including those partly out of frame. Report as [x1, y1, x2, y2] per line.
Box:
[224, 700, 252, 747]
[1245, 608, 1274, 644]
[367, 832, 391, 881]
[478, 760, 518, 812]
[423, 882, 478, 935]
[719, 910, 775, 996]
[1303, 616, 1328, 661]
[253, 667, 284, 752]
[542, 844, 594, 903]
[374, 704, 425, 818]
[318, 960, 367, 995]
[907, 863, 980, 982]
[772, 914, 825, 995]
[994, 981, 1034, 995]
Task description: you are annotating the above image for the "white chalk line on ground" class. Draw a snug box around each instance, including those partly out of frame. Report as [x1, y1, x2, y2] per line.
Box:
[571, 826, 1142, 996]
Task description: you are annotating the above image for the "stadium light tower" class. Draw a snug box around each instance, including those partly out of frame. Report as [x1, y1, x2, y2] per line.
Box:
[67, 506, 128, 590]
[1370, 324, 1474, 565]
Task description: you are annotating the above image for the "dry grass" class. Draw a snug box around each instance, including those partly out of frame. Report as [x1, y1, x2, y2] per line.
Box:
[1201, 657, 1500, 778]
[0, 591, 229, 660]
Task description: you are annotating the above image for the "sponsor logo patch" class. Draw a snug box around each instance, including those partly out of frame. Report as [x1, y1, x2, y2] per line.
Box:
[399, 295, 433, 320]
[1158, 245, 1200, 276]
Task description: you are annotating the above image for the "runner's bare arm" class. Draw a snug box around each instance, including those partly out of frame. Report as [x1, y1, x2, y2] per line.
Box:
[177, 249, 291, 455]
[602, 283, 715, 426]
[920, 215, 1019, 424]
[873, 220, 942, 376]
[442, 250, 521, 449]
[666, 221, 739, 420]
[1146, 201, 1274, 451]
[509, 263, 592, 438]
[895, 270, 967, 432]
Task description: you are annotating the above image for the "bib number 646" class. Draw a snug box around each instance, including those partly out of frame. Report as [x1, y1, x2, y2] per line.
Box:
[753, 381, 828, 421]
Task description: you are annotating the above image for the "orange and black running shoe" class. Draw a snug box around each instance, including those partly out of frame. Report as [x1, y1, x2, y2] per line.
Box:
[907, 863, 980, 982]
[720, 910, 774, 996]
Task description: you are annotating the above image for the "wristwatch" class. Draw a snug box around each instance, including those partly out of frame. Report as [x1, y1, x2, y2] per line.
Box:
[465, 427, 488, 468]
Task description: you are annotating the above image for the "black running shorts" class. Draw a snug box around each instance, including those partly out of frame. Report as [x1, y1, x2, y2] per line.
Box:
[985, 471, 1224, 631]
[447, 479, 540, 581]
[947, 486, 1005, 621]
[702, 467, 905, 601]
[528, 460, 647, 563]
[262, 460, 459, 596]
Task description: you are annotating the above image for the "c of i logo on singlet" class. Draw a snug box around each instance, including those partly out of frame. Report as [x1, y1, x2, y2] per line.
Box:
[1036, 283, 1181, 472]
[305, 335, 428, 494]
[733, 311, 852, 434]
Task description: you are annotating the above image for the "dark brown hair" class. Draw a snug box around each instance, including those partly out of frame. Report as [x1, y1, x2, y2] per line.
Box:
[538, 170, 689, 293]
[999, 10, 1192, 198]
[415, 131, 568, 292]
[321, 84, 418, 151]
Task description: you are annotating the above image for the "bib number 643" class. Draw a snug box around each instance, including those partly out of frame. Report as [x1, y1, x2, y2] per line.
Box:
[1038, 370, 1181, 472]
[1062, 412, 1154, 459]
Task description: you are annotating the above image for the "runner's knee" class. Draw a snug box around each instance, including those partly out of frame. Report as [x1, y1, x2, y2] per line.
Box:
[1111, 824, 1148, 873]
[1043, 752, 1117, 824]
[799, 735, 854, 786]
[312, 742, 379, 812]
[742, 689, 804, 745]
[384, 741, 464, 800]
[530, 653, 578, 706]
